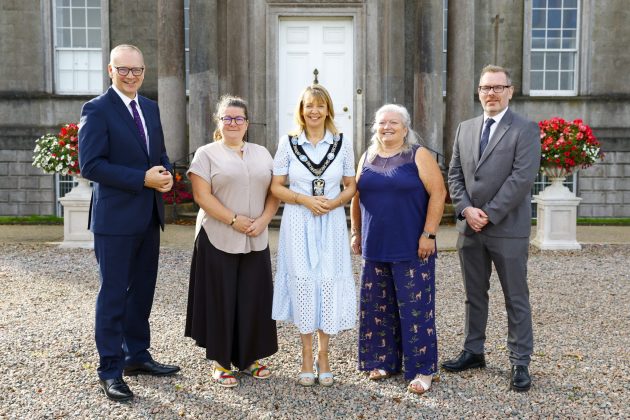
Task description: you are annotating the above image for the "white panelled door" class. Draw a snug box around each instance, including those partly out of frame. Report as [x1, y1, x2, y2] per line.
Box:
[278, 17, 354, 143]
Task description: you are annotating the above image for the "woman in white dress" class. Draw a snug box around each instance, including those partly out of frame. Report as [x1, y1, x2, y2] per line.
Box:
[271, 84, 357, 387]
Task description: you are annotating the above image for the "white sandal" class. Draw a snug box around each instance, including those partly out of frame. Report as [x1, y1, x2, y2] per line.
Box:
[368, 369, 391, 381]
[408, 374, 433, 395]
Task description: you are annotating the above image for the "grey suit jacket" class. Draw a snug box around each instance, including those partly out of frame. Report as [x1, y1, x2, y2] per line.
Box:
[448, 108, 541, 238]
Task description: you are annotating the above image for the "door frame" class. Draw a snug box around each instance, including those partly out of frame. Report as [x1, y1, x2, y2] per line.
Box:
[265, 4, 366, 156]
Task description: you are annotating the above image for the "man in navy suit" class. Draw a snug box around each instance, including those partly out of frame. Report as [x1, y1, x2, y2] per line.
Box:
[79, 44, 180, 402]
[444, 65, 540, 392]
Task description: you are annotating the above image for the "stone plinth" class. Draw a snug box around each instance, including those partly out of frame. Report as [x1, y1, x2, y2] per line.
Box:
[58, 176, 93, 248]
[532, 177, 582, 250]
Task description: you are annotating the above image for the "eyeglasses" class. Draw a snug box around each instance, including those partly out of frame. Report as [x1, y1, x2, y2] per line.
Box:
[478, 85, 511, 94]
[220, 116, 247, 125]
[113, 66, 145, 77]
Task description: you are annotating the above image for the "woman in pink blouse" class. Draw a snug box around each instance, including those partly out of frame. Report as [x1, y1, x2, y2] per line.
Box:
[185, 95, 279, 388]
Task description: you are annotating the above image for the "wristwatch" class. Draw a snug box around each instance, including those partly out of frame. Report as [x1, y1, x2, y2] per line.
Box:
[422, 231, 436, 240]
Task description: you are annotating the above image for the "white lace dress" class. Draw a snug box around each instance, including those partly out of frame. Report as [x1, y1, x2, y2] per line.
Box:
[271, 131, 357, 334]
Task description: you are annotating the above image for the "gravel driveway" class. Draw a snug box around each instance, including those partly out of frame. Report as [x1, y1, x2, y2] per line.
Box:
[1, 242, 628, 419]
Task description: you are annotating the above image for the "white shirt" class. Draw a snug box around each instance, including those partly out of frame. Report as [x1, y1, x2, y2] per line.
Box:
[483, 106, 509, 142]
[111, 84, 149, 150]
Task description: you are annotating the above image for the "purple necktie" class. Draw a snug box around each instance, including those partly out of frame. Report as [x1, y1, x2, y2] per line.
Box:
[479, 118, 495, 157]
[130, 100, 148, 153]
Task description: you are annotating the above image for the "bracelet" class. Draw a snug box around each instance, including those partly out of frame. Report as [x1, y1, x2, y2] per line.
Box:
[229, 214, 237, 226]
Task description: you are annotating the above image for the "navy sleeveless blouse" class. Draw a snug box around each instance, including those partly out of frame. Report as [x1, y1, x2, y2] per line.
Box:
[358, 145, 429, 262]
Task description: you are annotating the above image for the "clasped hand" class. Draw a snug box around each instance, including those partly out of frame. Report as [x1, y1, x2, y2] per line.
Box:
[145, 166, 173, 193]
[465, 207, 489, 232]
[303, 195, 334, 216]
[232, 215, 265, 237]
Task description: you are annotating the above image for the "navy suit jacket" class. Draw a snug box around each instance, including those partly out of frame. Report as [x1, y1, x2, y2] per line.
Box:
[448, 108, 540, 238]
[78, 87, 172, 235]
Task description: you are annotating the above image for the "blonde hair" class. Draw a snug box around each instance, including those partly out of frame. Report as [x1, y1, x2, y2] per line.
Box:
[290, 84, 338, 137]
[109, 44, 144, 64]
[212, 95, 249, 141]
[366, 104, 420, 162]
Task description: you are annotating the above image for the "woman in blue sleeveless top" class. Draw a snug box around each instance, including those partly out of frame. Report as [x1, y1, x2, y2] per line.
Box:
[350, 104, 446, 394]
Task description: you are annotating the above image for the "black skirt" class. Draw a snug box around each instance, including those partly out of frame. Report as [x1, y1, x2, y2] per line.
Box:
[184, 228, 278, 370]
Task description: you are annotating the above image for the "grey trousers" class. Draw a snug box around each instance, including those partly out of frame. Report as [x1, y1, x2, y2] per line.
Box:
[456, 233, 533, 365]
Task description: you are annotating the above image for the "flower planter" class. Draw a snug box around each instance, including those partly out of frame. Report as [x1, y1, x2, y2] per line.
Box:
[59, 175, 94, 248]
[531, 167, 581, 250]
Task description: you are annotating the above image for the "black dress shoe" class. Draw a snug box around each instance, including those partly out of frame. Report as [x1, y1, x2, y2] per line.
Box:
[510, 365, 531, 392]
[99, 377, 133, 402]
[124, 359, 181, 377]
[441, 350, 486, 372]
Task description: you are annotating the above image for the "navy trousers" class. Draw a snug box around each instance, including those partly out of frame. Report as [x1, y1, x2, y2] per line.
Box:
[94, 215, 160, 380]
[358, 257, 438, 380]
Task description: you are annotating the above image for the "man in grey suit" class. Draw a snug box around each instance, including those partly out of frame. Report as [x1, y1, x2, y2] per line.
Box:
[443, 65, 540, 392]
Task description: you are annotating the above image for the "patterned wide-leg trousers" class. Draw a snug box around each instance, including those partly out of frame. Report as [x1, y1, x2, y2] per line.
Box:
[358, 257, 438, 380]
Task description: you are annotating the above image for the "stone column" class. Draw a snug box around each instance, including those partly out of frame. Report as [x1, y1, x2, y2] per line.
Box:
[157, 0, 188, 164]
[188, 0, 219, 154]
[444, 0, 475, 167]
[413, 0, 444, 158]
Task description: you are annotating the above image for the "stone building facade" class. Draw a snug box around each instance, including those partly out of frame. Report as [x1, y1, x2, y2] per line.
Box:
[1, 0, 628, 217]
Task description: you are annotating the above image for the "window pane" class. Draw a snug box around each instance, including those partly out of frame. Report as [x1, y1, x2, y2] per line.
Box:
[531, 71, 544, 90]
[72, 7, 86, 27]
[546, 37, 560, 49]
[185, 28, 189, 49]
[71, 0, 85, 6]
[87, 8, 100, 27]
[56, 7, 70, 27]
[72, 29, 87, 47]
[89, 70, 102, 91]
[87, 0, 100, 6]
[547, 10, 561, 28]
[548, 0, 561, 7]
[546, 52, 559, 70]
[57, 50, 75, 70]
[560, 71, 574, 90]
[87, 28, 101, 47]
[58, 0, 71, 6]
[74, 51, 89, 70]
[560, 52, 574, 70]
[89, 50, 102, 69]
[562, 36, 576, 49]
[531, 52, 544, 70]
[532, 38, 545, 49]
[546, 30, 561, 49]
[57, 28, 71, 47]
[58, 70, 74, 91]
[532, 9, 546, 28]
[75, 70, 89, 91]
[563, 9, 577, 28]
[564, 0, 577, 8]
[545, 71, 559, 90]
[533, 0, 546, 7]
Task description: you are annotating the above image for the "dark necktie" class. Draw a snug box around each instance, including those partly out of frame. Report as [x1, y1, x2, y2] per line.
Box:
[479, 118, 495, 157]
[130, 100, 148, 153]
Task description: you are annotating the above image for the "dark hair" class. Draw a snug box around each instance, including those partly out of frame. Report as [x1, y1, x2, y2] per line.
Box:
[212, 95, 249, 141]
